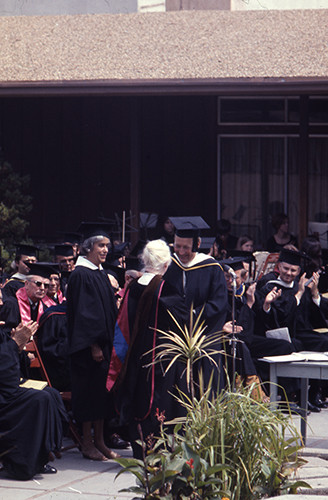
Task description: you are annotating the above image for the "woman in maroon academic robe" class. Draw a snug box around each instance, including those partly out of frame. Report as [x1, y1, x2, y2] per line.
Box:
[107, 240, 188, 458]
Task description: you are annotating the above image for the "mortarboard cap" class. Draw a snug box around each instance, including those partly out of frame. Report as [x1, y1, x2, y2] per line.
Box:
[77, 221, 112, 241]
[169, 216, 210, 252]
[226, 250, 256, 279]
[15, 244, 38, 258]
[227, 250, 256, 263]
[129, 240, 147, 258]
[61, 232, 82, 245]
[278, 248, 303, 267]
[125, 256, 143, 272]
[54, 244, 74, 257]
[169, 216, 210, 238]
[27, 262, 59, 279]
[219, 257, 246, 272]
[199, 237, 215, 253]
[113, 242, 130, 259]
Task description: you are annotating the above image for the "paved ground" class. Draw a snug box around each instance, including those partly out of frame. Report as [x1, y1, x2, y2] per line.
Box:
[1, 409, 328, 499]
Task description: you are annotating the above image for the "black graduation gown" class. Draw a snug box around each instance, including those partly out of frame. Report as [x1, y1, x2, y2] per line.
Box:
[2, 278, 25, 300]
[255, 271, 328, 351]
[66, 265, 117, 422]
[164, 255, 228, 393]
[164, 255, 227, 334]
[224, 285, 257, 377]
[0, 329, 64, 480]
[116, 277, 189, 451]
[0, 296, 24, 334]
[37, 304, 71, 391]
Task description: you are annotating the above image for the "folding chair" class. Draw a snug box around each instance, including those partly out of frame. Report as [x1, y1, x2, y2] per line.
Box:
[24, 338, 83, 451]
[256, 253, 280, 281]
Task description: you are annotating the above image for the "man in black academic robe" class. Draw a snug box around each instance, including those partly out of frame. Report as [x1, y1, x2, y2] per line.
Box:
[255, 248, 328, 407]
[163, 217, 228, 393]
[0, 322, 65, 480]
[255, 248, 328, 352]
[2, 244, 38, 300]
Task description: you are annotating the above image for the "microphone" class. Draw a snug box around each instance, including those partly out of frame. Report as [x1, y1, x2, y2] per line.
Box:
[222, 264, 237, 279]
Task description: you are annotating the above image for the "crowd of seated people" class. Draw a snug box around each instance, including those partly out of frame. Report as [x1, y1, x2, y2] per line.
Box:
[1, 213, 328, 479]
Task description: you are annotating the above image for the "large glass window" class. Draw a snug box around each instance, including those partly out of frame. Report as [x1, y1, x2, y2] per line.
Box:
[219, 137, 285, 247]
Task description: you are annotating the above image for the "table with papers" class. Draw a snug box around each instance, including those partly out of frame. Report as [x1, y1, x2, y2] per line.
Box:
[259, 352, 328, 444]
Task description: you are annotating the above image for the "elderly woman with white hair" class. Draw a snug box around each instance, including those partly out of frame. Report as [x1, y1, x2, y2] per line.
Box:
[66, 224, 119, 461]
[108, 239, 188, 459]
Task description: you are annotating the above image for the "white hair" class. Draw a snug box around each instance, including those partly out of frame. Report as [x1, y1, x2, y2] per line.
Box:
[141, 239, 171, 274]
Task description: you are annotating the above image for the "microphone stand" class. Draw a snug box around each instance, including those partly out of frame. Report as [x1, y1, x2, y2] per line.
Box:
[230, 272, 238, 392]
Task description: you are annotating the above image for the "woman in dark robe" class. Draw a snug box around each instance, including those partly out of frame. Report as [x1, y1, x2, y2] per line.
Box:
[66, 227, 119, 461]
[0, 321, 64, 480]
[107, 239, 188, 458]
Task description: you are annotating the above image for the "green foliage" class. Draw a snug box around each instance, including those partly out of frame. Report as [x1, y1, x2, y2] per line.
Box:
[115, 308, 311, 499]
[0, 161, 32, 247]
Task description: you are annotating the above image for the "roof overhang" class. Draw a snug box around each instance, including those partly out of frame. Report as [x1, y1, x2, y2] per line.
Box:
[1, 9, 328, 97]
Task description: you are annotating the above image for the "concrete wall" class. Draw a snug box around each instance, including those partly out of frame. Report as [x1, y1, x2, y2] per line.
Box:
[0, 0, 140, 16]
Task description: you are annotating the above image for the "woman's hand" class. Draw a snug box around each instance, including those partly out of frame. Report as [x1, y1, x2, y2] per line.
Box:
[91, 343, 104, 363]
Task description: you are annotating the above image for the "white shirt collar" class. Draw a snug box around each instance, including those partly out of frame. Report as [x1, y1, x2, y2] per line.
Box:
[174, 252, 213, 268]
[75, 255, 103, 271]
[138, 272, 156, 285]
[12, 272, 27, 280]
[277, 276, 294, 288]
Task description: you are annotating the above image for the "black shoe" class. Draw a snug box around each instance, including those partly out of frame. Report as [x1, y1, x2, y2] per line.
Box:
[279, 402, 309, 416]
[308, 401, 321, 413]
[40, 464, 57, 474]
[107, 433, 130, 449]
[311, 395, 328, 409]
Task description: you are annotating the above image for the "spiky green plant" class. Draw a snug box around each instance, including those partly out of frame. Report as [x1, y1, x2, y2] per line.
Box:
[148, 305, 226, 399]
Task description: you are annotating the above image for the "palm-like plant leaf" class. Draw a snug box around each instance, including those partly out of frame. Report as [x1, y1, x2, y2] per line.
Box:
[145, 306, 227, 395]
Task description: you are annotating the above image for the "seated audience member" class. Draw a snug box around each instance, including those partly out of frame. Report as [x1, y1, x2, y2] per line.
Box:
[37, 303, 70, 391]
[301, 235, 328, 294]
[0, 263, 55, 335]
[255, 248, 328, 409]
[43, 267, 65, 307]
[236, 234, 254, 253]
[54, 245, 75, 273]
[2, 244, 38, 299]
[61, 232, 81, 258]
[215, 219, 238, 258]
[54, 244, 75, 295]
[266, 213, 298, 252]
[155, 214, 175, 247]
[0, 321, 66, 480]
[220, 257, 269, 402]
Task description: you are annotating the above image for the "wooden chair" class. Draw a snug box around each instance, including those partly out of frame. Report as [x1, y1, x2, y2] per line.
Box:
[24, 338, 83, 451]
[256, 253, 280, 281]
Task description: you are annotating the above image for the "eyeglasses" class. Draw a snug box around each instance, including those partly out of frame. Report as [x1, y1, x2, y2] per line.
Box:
[28, 280, 49, 288]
